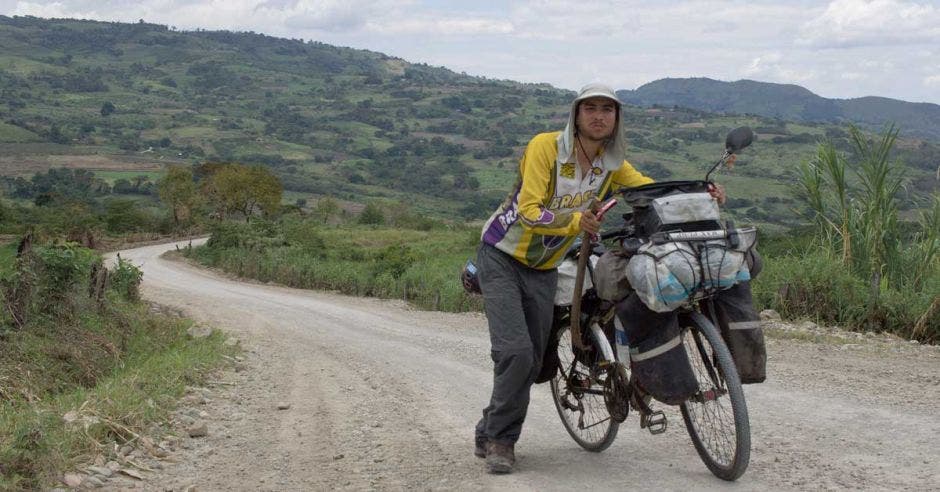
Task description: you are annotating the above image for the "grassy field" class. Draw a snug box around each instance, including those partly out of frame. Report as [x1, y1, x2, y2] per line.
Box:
[92, 169, 166, 184]
[0, 122, 41, 143]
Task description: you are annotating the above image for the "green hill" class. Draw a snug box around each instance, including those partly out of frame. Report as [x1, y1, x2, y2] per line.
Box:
[0, 17, 936, 227]
[617, 78, 940, 141]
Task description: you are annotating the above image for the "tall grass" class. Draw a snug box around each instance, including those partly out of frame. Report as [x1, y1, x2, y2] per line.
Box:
[789, 125, 939, 340]
[188, 218, 484, 312]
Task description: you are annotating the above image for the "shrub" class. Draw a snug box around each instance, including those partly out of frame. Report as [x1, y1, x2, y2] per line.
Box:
[205, 220, 285, 251]
[109, 257, 143, 301]
[206, 221, 250, 249]
[371, 244, 417, 279]
[358, 202, 385, 225]
[33, 244, 96, 309]
[282, 220, 325, 253]
[103, 198, 153, 233]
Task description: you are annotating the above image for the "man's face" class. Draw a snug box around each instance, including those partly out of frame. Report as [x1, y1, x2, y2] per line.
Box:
[576, 97, 618, 142]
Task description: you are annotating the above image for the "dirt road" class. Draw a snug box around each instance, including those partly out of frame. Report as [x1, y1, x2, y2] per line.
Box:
[108, 240, 940, 491]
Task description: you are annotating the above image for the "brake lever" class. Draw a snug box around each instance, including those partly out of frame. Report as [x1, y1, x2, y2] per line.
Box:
[590, 198, 618, 242]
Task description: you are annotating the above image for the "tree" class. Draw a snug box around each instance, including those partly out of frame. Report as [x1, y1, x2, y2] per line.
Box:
[312, 197, 339, 222]
[112, 178, 134, 194]
[204, 164, 282, 222]
[100, 101, 115, 116]
[103, 198, 150, 233]
[358, 202, 385, 225]
[158, 165, 198, 226]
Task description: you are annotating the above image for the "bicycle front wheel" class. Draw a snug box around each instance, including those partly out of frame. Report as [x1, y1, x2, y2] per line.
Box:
[679, 311, 751, 481]
[549, 322, 618, 452]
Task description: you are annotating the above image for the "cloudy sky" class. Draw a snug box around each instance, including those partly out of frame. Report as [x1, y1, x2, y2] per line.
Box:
[3, 0, 939, 104]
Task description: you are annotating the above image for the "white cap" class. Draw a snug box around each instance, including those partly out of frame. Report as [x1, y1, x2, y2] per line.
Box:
[557, 83, 628, 171]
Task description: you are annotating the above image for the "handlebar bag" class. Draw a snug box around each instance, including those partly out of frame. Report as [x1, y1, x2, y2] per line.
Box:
[634, 192, 721, 236]
[615, 294, 698, 405]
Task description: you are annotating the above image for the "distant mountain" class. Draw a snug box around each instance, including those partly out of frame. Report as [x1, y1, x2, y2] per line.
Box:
[617, 78, 940, 141]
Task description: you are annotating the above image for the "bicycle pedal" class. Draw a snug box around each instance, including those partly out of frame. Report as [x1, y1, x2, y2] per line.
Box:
[642, 411, 668, 435]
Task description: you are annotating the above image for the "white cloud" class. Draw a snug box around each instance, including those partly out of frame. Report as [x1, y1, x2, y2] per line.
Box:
[798, 0, 940, 47]
[2, 1, 939, 103]
[366, 16, 514, 36]
[742, 53, 817, 84]
[12, 0, 408, 34]
[13, 1, 75, 17]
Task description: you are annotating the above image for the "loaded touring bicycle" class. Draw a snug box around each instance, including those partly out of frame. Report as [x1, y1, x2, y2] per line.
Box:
[544, 127, 766, 481]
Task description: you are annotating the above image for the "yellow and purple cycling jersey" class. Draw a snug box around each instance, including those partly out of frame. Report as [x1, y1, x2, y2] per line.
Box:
[481, 131, 653, 270]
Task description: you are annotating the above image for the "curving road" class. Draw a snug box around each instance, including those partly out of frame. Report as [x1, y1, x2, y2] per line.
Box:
[110, 240, 940, 491]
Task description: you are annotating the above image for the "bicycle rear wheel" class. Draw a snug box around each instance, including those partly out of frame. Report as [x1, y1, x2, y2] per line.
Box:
[679, 311, 750, 481]
[549, 322, 618, 452]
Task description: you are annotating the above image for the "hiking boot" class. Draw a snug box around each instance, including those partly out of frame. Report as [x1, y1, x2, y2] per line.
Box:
[474, 438, 486, 459]
[484, 441, 515, 474]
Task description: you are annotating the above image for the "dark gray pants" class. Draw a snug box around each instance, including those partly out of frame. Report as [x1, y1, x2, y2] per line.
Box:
[475, 244, 557, 445]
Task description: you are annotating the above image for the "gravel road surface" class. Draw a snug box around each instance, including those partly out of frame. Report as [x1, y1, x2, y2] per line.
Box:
[104, 239, 940, 491]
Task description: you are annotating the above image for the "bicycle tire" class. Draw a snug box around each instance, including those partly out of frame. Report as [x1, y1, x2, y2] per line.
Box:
[549, 321, 619, 452]
[679, 311, 751, 481]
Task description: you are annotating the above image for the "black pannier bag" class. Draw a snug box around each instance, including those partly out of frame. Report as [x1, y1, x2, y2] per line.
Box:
[615, 294, 699, 405]
[705, 280, 767, 384]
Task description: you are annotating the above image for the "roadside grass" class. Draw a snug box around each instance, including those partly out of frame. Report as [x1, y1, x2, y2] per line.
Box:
[185, 220, 484, 312]
[752, 250, 938, 343]
[0, 302, 229, 489]
[0, 242, 16, 278]
[186, 218, 937, 342]
[0, 242, 230, 489]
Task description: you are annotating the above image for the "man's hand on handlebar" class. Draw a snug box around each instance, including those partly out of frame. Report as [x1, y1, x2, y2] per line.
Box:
[579, 210, 602, 235]
[708, 183, 727, 205]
